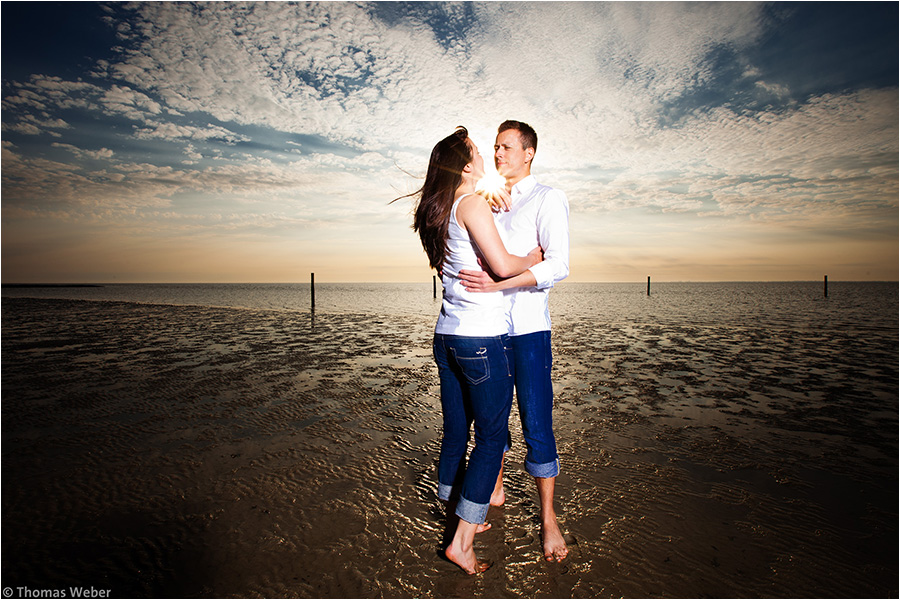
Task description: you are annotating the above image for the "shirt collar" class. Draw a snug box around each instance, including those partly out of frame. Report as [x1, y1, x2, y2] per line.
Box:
[511, 174, 537, 198]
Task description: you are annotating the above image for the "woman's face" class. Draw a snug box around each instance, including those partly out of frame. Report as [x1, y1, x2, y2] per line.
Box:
[467, 139, 486, 180]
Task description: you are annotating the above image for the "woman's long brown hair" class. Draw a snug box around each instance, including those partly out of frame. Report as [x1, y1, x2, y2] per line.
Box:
[406, 127, 472, 272]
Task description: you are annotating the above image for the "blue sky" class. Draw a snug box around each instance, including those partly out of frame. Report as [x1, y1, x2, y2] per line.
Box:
[2, 1, 897, 283]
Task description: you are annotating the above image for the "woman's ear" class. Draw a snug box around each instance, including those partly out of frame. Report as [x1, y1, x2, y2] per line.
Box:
[462, 162, 473, 173]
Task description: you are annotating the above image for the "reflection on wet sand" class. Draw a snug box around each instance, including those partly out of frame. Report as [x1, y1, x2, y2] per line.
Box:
[1, 297, 896, 597]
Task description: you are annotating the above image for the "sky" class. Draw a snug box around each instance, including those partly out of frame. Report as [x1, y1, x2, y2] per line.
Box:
[2, 1, 897, 283]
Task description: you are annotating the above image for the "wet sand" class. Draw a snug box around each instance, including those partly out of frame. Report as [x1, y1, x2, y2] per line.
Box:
[2, 297, 897, 598]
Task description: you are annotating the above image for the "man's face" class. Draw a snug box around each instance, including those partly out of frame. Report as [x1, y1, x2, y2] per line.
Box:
[494, 129, 533, 182]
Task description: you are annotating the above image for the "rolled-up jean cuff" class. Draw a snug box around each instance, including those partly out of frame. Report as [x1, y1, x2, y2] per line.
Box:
[526, 457, 560, 478]
[438, 482, 455, 502]
[455, 494, 489, 525]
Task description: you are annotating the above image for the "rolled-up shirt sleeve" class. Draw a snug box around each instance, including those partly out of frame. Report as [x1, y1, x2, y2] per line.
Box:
[528, 189, 570, 290]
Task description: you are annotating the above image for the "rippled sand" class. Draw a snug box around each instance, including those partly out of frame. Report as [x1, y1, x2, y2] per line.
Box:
[2, 298, 896, 597]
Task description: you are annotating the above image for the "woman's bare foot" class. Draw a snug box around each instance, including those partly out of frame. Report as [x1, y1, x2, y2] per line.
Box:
[541, 519, 569, 562]
[445, 542, 491, 574]
[475, 521, 492, 533]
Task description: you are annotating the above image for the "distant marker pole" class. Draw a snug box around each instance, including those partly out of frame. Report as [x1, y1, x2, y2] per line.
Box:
[647, 276, 651, 296]
[311, 272, 315, 309]
[433, 275, 437, 299]
[824, 275, 828, 298]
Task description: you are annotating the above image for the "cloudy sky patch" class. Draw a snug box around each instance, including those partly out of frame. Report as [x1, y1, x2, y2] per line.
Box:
[2, 1, 897, 282]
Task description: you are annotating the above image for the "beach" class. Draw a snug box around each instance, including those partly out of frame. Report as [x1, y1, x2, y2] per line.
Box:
[2, 293, 897, 598]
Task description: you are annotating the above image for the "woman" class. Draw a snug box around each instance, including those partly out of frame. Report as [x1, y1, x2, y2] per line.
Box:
[410, 127, 542, 574]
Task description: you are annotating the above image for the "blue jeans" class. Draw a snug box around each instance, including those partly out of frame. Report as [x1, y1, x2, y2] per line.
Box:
[510, 331, 560, 478]
[433, 333, 514, 525]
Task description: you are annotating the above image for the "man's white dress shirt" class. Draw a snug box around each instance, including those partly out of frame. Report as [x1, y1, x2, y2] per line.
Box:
[493, 175, 570, 336]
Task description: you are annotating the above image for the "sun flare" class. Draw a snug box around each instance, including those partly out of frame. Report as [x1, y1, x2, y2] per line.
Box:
[476, 171, 507, 197]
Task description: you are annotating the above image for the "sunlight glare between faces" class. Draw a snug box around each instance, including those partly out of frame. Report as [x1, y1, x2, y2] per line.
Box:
[476, 170, 507, 197]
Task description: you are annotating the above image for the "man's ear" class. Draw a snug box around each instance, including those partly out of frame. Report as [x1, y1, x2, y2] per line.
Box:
[525, 147, 535, 164]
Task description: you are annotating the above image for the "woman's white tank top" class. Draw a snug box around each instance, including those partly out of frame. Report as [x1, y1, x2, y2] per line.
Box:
[435, 194, 509, 336]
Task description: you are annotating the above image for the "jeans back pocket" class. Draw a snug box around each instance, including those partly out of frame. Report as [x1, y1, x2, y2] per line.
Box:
[450, 346, 490, 386]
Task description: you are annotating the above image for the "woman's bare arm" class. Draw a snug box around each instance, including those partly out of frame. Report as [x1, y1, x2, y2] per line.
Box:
[456, 195, 540, 278]
[457, 267, 537, 292]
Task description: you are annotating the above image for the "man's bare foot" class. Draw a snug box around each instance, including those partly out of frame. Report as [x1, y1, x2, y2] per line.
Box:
[475, 521, 492, 534]
[490, 461, 506, 506]
[445, 544, 491, 574]
[542, 519, 569, 562]
[489, 485, 505, 507]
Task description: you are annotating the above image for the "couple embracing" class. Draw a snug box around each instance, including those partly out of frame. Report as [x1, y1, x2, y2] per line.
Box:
[409, 120, 570, 574]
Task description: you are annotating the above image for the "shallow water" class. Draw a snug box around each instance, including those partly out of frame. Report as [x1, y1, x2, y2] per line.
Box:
[1, 284, 897, 597]
[5, 280, 895, 325]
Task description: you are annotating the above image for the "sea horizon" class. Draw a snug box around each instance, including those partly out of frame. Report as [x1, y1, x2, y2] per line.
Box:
[3, 278, 898, 285]
[3, 280, 896, 332]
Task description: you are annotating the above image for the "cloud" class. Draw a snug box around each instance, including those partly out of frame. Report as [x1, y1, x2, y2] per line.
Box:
[99, 84, 164, 119]
[1, 114, 67, 136]
[133, 122, 249, 144]
[51, 143, 115, 160]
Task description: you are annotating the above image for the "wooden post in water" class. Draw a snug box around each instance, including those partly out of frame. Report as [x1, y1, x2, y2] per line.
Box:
[824, 275, 828, 298]
[647, 276, 651, 296]
[433, 274, 437, 299]
[311, 272, 315, 309]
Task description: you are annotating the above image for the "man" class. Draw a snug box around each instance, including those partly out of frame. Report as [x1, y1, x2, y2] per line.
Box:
[458, 120, 570, 562]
